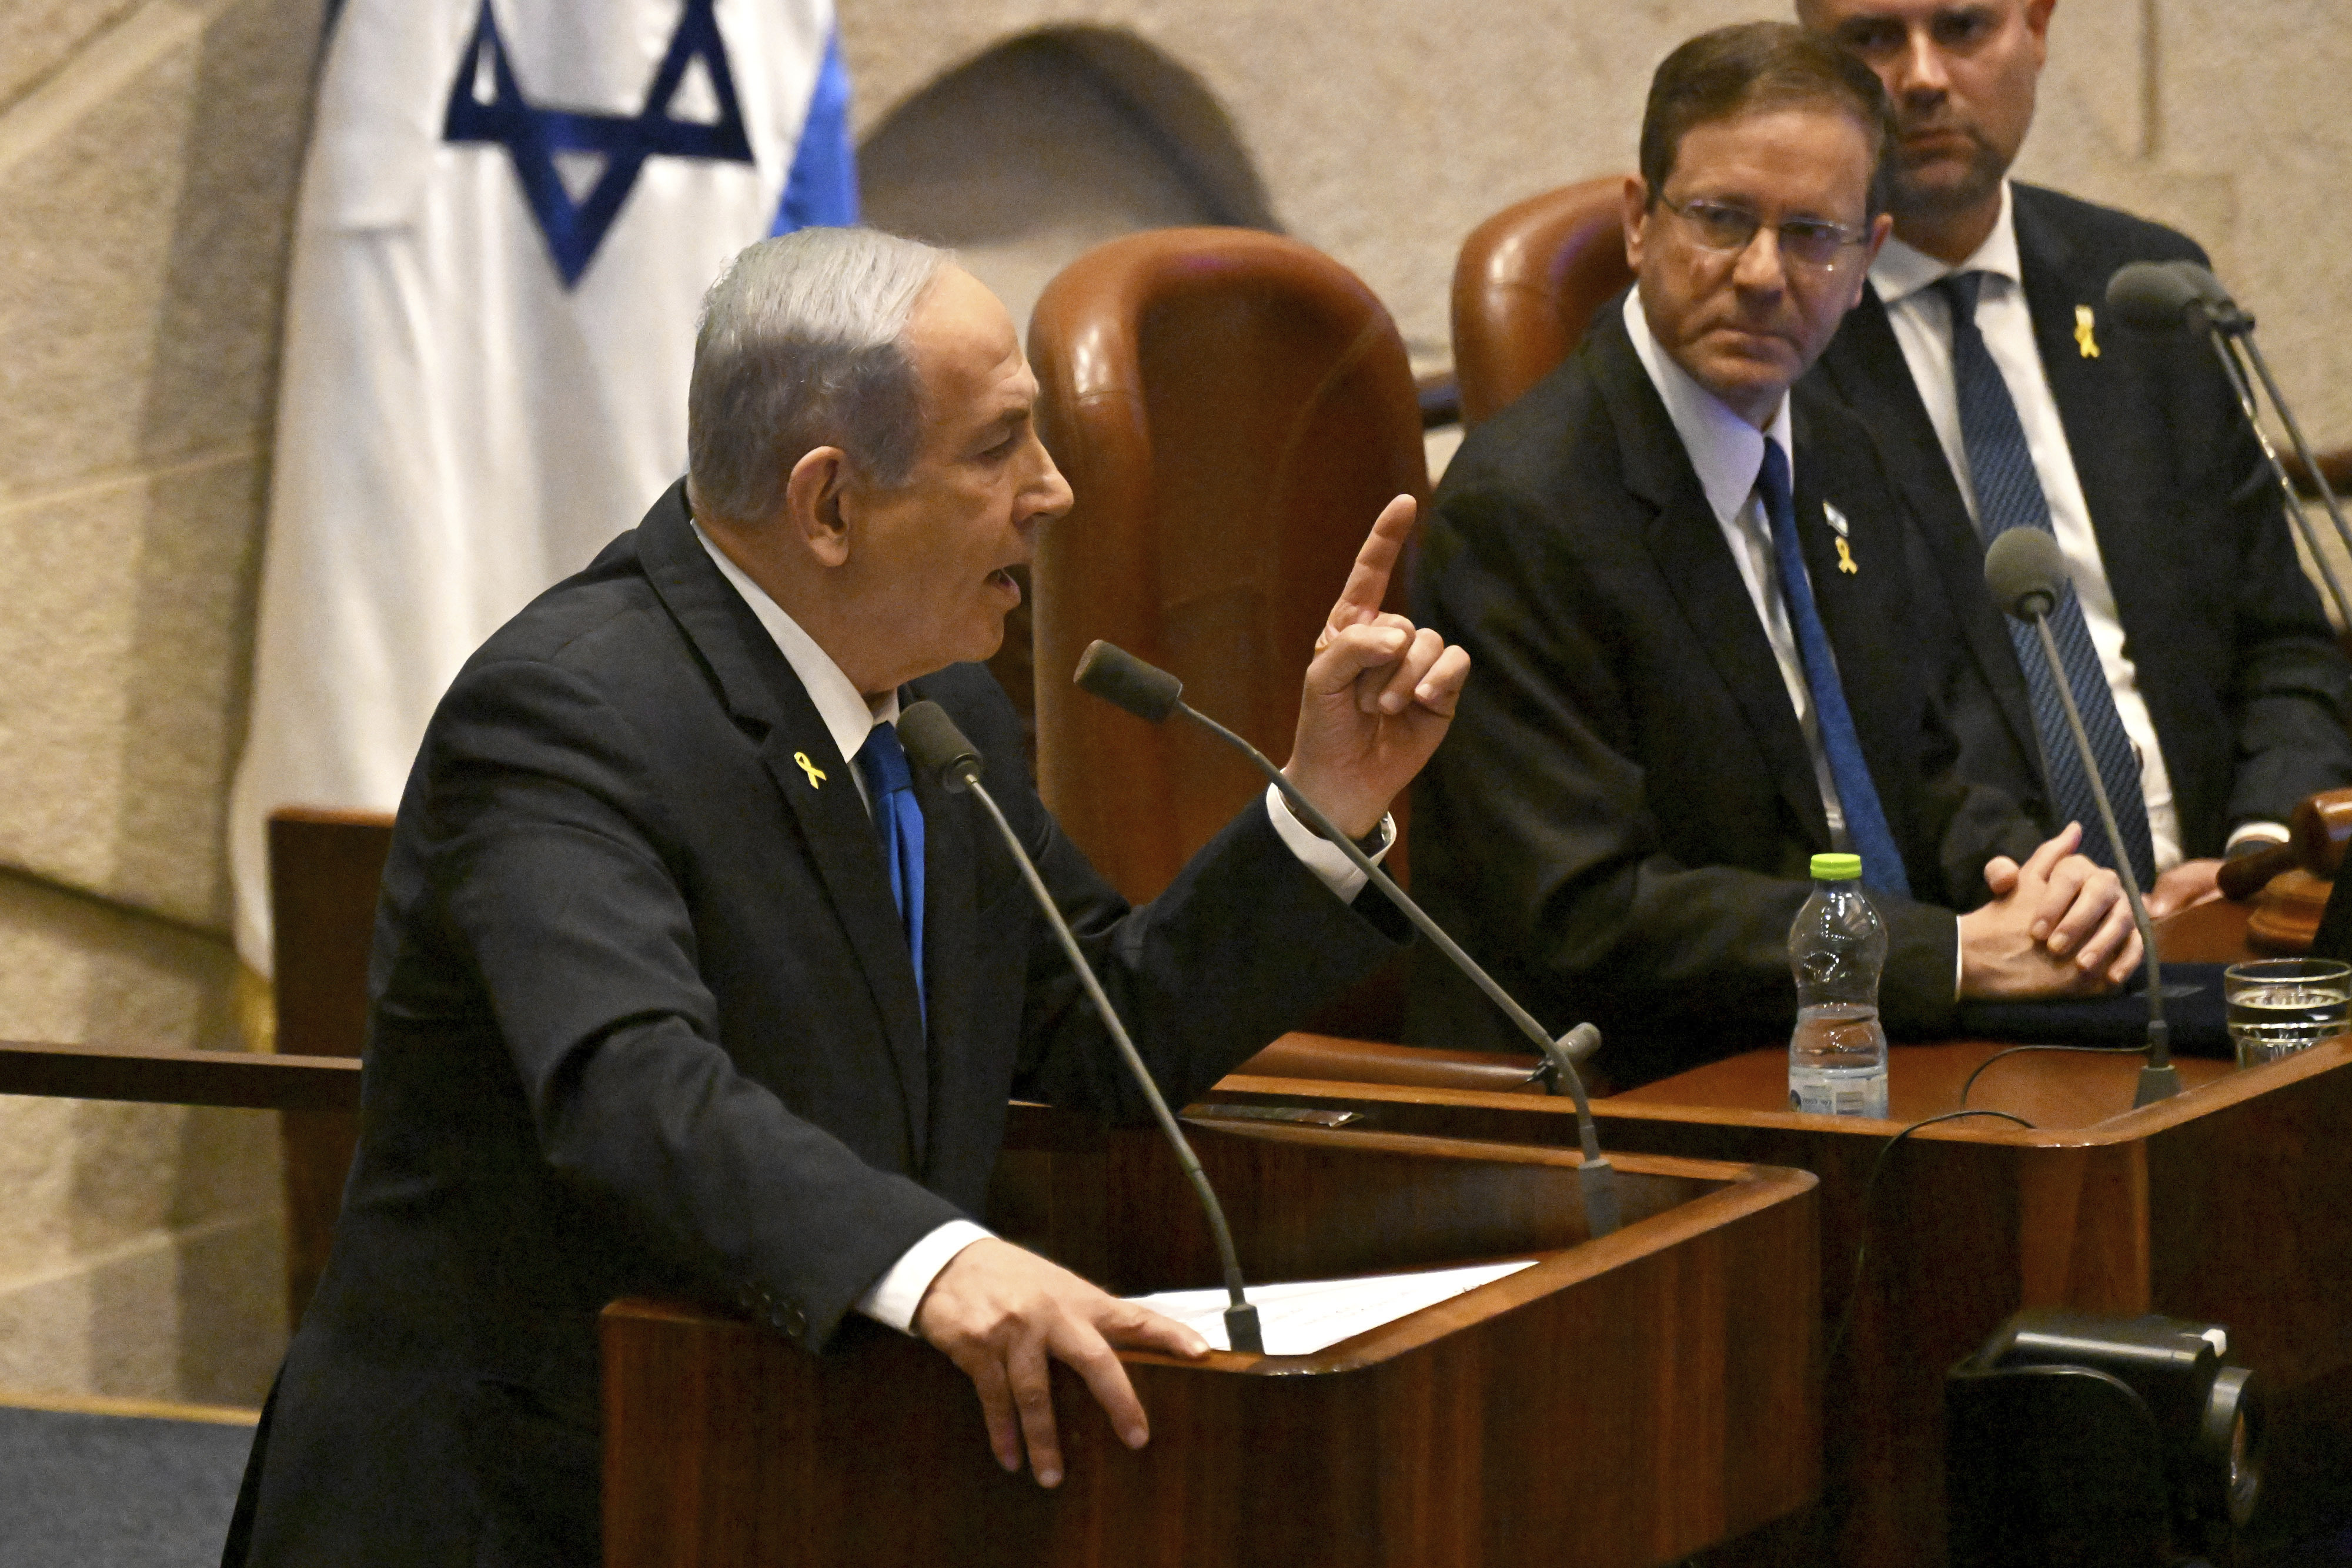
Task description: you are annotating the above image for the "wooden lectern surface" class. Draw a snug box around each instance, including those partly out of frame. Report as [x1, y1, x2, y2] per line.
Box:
[602, 1120, 1819, 1568]
[1611, 1038, 2232, 1128]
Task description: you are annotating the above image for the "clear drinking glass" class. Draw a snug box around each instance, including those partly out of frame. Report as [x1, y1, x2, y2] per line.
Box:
[2223, 958, 2352, 1068]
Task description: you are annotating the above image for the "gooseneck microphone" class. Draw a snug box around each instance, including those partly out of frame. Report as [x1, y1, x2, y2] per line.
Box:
[1072, 639, 1623, 1238]
[1983, 529, 2179, 1106]
[894, 700, 1265, 1354]
[2107, 260, 2352, 626]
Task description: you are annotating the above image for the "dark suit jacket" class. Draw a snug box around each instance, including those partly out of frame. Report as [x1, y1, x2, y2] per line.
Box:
[1409, 305, 2040, 1087]
[1811, 183, 2352, 854]
[225, 483, 1406, 1567]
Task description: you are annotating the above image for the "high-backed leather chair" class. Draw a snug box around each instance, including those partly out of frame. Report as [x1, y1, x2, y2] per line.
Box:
[1450, 176, 1634, 426]
[1027, 228, 1429, 907]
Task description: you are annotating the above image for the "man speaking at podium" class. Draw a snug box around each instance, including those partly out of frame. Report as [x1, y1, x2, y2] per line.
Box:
[224, 228, 1460, 1566]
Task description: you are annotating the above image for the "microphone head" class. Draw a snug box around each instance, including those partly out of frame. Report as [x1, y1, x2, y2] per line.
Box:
[1073, 640, 1184, 724]
[2107, 260, 2204, 332]
[2173, 260, 2235, 309]
[1983, 527, 2067, 621]
[896, 700, 983, 792]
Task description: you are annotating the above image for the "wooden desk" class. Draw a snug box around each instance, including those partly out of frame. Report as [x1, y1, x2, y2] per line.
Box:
[604, 1119, 1822, 1568]
[2155, 894, 2262, 965]
[1198, 903, 2352, 1567]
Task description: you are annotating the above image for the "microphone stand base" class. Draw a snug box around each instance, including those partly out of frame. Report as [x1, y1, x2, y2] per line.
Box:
[2133, 1063, 2184, 1108]
[1223, 1302, 1264, 1355]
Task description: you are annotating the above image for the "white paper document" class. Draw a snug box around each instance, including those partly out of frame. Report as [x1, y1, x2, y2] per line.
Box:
[1125, 1260, 1539, 1355]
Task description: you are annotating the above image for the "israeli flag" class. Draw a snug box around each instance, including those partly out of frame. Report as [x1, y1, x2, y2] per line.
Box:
[229, 0, 855, 970]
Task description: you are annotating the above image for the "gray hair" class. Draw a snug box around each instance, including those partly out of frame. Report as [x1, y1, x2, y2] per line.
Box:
[687, 226, 953, 523]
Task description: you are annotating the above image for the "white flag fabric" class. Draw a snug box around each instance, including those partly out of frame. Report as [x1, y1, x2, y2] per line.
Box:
[230, 0, 854, 971]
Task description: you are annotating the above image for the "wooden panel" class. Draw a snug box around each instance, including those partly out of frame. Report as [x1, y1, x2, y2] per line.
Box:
[1192, 1038, 2352, 1567]
[2153, 894, 2261, 964]
[1233, 1031, 1547, 1095]
[1609, 1039, 2230, 1130]
[0, 1038, 360, 1111]
[266, 807, 395, 1329]
[605, 1125, 1819, 1568]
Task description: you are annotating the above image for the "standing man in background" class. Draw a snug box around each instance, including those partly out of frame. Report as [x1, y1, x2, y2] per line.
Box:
[1800, 0, 2352, 910]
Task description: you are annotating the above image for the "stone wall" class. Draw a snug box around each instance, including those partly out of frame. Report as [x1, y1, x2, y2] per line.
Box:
[0, 0, 2344, 1405]
[0, 0, 318, 1405]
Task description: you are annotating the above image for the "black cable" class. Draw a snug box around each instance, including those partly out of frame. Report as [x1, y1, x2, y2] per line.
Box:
[1957, 1042, 2151, 1108]
[1825, 1109, 2036, 1374]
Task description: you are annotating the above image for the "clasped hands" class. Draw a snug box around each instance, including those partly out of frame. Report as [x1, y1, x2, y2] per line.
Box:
[1959, 821, 2149, 997]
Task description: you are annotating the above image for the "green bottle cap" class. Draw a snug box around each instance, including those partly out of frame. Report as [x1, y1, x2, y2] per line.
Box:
[1810, 852, 1863, 881]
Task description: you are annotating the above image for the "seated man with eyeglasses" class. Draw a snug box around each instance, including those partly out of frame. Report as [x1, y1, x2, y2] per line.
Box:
[1409, 21, 2134, 1086]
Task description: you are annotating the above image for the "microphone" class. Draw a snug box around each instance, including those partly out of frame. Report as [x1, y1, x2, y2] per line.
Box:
[2105, 260, 2208, 333]
[895, 700, 1265, 1354]
[1071, 640, 1623, 1238]
[2169, 262, 2255, 335]
[2107, 260, 2352, 627]
[1982, 530, 2179, 1106]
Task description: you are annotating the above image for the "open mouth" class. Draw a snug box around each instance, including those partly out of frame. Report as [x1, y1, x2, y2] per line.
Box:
[987, 567, 1021, 601]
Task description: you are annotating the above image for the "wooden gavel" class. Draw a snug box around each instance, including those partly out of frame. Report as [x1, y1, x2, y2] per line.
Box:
[2219, 787, 2352, 899]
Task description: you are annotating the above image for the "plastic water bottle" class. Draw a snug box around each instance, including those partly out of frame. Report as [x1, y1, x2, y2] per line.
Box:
[1787, 852, 1890, 1118]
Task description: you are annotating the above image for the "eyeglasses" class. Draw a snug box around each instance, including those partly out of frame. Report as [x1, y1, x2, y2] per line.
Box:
[1657, 195, 1871, 275]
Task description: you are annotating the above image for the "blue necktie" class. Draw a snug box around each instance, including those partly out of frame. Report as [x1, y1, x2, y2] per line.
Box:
[854, 721, 926, 1013]
[1759, 439, 1912, 899]
[1936, 271, 2156, 887]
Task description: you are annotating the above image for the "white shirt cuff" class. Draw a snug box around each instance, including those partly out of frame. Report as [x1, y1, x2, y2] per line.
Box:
[853, 1219, 994, 1335]
[2226, 821, 2290, 854]
[1264, 783, 1394, 903]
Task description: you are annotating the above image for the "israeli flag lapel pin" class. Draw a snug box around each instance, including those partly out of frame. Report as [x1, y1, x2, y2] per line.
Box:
[1823, 502, 1858, 574]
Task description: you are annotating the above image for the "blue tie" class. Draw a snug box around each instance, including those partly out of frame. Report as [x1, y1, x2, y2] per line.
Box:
[1936, 271, 2156, 887]
[1759, 439, 1912, 899]
[854, 721, 926, 1013]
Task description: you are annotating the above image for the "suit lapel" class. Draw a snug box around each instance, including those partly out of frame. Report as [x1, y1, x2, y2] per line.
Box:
[634, 486, 931, 1161]
[2014, 192, 2154, 638]
[1791, 414, 1912, 840]
[1595, 325, 1832, 847]
[1819, 289, 2042, 771]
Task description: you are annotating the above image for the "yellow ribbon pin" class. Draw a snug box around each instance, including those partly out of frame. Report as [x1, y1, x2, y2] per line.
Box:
[2075, 304, 2100, 359]
[792, 751, 827, 788]
[1835, 537, 1859, 575]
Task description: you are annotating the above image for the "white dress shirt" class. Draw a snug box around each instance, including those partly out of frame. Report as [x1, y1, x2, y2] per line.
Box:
[1866, 183, 2275, 865]
[693, 523, 1388, 1330]
[1623, 293, 1848, 841]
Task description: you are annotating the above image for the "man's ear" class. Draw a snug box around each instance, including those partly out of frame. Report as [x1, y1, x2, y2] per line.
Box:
[1853, 210, 1895, 300]
[1622, 175, 1651, 271]
[783, 446, 853, 569]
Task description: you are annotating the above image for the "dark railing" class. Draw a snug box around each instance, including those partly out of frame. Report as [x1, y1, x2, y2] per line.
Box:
[0, 1039, 360, 1112]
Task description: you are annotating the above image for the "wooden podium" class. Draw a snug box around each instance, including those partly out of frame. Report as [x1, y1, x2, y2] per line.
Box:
[602, 1112, 1820, 1568]
[1201, 1034, 2352, 1565]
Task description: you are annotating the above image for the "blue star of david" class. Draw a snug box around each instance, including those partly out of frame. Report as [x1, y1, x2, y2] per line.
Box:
[443, 0, 756, 287]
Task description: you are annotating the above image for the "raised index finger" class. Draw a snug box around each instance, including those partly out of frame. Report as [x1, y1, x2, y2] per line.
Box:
[1328, 494, 1418, 629]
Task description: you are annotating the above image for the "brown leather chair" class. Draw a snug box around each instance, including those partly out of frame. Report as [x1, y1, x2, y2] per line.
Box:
[1450, 175, 1635, 427]
[1027, 228, 1429, 909]
[268, 806, 394, 1328]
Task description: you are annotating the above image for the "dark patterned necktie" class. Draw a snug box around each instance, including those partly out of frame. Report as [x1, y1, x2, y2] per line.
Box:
[1936, 270, 2156, 886]
[1758, 439, 1912, 898]
[854, 720, 926, 1011]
